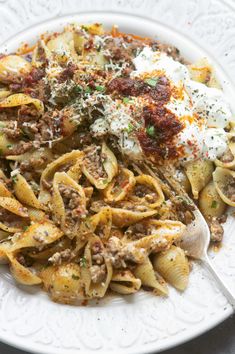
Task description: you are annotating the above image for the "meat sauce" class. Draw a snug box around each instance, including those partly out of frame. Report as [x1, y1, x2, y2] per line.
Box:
[108, 76, 183, 160]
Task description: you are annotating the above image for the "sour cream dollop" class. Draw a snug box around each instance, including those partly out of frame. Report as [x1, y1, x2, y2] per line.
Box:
[132, 47, 233, 161]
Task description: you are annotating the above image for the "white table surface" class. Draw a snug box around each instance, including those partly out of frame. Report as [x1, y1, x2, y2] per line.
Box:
[0, 314, 234, 354]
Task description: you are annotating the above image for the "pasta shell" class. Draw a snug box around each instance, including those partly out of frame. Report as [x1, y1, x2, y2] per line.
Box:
[213, 167, 235, 207]
[103, 168, 136, 202]
[124, 219, 186, 246]
[110, 270, 141, 295]
[0, 55, 31, 83]
[51, 172, 87, 238]
[0, 93, 44, 114]
[7, 148, 53, 173]
[199, 180, 226, 219]
[124, 220, 185, 261]
[0, 197, 29, 232]
[40, 263, 85, 304]
[39, 150, 84, 205]
[0, 133, 18, 155]
[88, 207, 112, 241]
[81, 235, 113, 299]
[111, 204, 157, 228]
[153, 245, 190, 291]
[47, 31, 80, 64]
[134, 257, 168, 296]
[185, 159, 214, 199]
[10, 221, 64, 252]
[29, 237, 71, 260]
[82, 142, 118, 189]
[215, 142, 235, 170]
[0, 180, 12, 198]
[8, 252, 42, 285]
[0, 90, 11, 99]
[13, 173, 45, 210]
[188, 58, 220, 88]
[27, 207, 46, 222]
[131, 174, 165, 208]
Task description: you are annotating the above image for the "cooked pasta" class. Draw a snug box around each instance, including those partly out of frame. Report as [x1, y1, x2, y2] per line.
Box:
[0, 23, 234, 305]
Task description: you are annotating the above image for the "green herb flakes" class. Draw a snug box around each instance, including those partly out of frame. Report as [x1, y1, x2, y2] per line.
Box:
[80, 256, 87, 268]
[145, 77, 159, 87]
[125, 123, 134, 134]
[146, 125, 155, 137]
[211, 200, 218, 209]
[84, 87, 92, 94]
[74, 85, 83, 93]
[72, 274, 80, 280]
[95, 85, 105, 92]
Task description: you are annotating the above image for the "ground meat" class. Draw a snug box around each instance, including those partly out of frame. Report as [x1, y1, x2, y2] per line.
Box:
[83, 145, 107, 179]
[125, 223, 148, 240]
[18, 104, 40, 122]
[5, 141, 33, 156]
[90, 264, 106, 283]
[226, 182, 235, 202]
[3, 127, 22, 140]
[108, 76, 171, 104]
[104, 36, 144, 64]
[106, 236, 127, 268]
[58, 184, 87, 234]
[220, 148, 234, 163]
[209, 217, 224, 242]
[134, 184, 156, 202]
[0, 207, 28, 227]
[23, 68, 45, 87]
[49, 248, 74, 265]
[57, 62, 77, 83]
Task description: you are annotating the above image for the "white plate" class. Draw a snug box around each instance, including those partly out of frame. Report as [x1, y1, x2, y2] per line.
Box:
[0, 2, 235, 354]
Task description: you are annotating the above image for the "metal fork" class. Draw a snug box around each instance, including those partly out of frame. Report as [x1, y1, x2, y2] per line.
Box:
[133, 162, 235, 307]
[179, 208, 235, 308]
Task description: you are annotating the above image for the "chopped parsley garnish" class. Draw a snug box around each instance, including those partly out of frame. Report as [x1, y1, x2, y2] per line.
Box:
[123, 97, 134, 104]
[146, 125, 155, 137]
[6, 144, 12, 148]
[72, 274, 80, 280]
[84, 86, 92, 94]
[74, 85, 83, 93]
[23, 226, 29, 231]
[12, 175, 18, 184]
[95, 85, 105, 92]
[102, 179, 108, 184]
[211, 200, 218, 209]
[125, 123, 134, 133]
[80, 256, 87, 268]
[145, 77, 159, 87]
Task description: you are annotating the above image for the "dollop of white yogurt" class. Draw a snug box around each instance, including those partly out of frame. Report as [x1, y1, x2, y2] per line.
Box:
[132, 46, 233, 161]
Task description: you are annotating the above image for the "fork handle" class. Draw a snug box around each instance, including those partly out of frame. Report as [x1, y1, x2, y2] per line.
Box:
[202, 255, 235, 309]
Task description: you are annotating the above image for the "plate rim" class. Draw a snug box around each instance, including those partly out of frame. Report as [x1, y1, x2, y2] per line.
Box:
[0, 7, 234, 354]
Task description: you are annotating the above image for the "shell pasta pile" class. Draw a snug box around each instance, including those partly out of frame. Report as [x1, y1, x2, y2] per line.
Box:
[0, 145, 188, 303]
[0, 23, 234, 305]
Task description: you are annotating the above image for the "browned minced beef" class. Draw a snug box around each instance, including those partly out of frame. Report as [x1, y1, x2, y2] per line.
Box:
[134, 184, 156, 201]
[89, 241, 106, 283]
[83, 145, 107, 179]
[226, 181, 235, 202]
[209, 217, 224, 242]
[103, 36, 144, 63]
[57, 62, 77, 83]
[49, 249, 74, 265]
[220, 148, 234, 163]
[59, 184, 87, 227]
[0, 207, 28, 227]
[90, 264, 106, 283]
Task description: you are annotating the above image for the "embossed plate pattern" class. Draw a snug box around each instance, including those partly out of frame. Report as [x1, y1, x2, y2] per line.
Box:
[0, 1, 235, 354]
